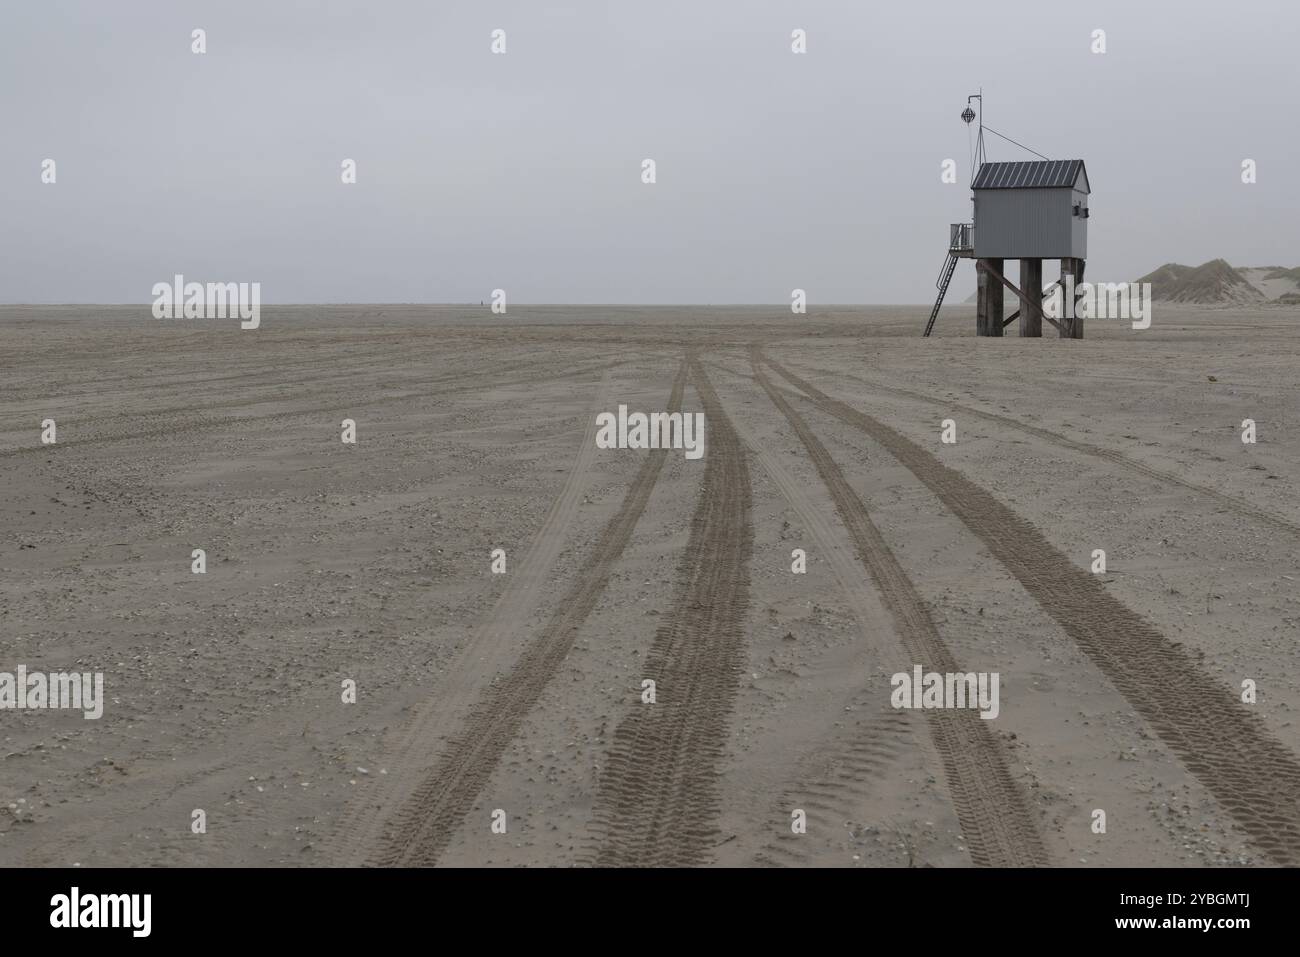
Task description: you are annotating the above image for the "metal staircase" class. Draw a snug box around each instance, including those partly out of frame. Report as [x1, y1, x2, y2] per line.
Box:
[923, 223, 973, 337]
[923, 252, 958, 337]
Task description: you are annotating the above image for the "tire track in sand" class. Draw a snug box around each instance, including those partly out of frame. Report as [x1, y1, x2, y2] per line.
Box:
[39, 365, 620, 868]
[754, 705, 915, 867]
[750, 351, 1048, 867]
[0, 357, 628, 459]
[338, 361, 686, 866]
[762, 352, 1300, 866]
[587, 355, 753, 867]
[784, 360, 1300, 538]
[709, 365, 931, 866]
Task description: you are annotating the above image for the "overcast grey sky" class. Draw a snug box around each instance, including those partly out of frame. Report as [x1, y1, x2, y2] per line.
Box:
[2, 0, 1296, 304]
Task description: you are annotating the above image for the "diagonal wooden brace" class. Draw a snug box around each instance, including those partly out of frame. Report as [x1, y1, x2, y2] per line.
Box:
[979, 262, 1064, 334]
[1001, 279, 1064, 333]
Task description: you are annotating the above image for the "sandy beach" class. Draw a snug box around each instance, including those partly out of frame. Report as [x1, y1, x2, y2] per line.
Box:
[1, 303, 1298, 867]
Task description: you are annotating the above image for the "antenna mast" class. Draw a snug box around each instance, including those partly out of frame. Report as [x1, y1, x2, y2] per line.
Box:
[962, 90, 984, 183]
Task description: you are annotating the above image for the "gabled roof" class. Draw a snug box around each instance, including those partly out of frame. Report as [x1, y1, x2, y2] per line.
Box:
[973, 159, 1089, 192]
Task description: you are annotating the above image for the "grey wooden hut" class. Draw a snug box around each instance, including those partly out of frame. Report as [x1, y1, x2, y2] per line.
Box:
[926, 158, 1091, 338]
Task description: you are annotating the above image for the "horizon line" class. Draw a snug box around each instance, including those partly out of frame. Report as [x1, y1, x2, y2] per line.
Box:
[0, 301, 947, 308]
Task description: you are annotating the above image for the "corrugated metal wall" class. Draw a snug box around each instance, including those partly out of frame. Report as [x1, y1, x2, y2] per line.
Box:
[1071, 187, 1088, 259]
[973, 187, 1086, 259]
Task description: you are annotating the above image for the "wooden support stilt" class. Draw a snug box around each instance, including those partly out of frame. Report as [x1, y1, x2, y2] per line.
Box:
[1019, 258, 1043, 337]
[987, 258, 1003, 337]
[1059, 258, 1073, 338]
[977, 258, 1004, 336]
[1073, 259, 1086, 339]
[976, 259, 990, 335]
[1059, 258, 1086, 338]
